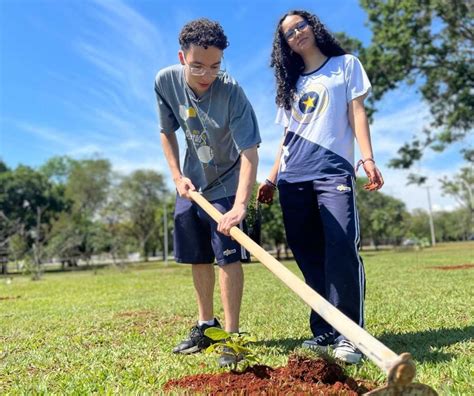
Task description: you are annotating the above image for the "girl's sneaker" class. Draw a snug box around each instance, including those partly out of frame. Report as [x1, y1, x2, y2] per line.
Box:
[333, 337, 362, 364]
[301, 331, 335, 352]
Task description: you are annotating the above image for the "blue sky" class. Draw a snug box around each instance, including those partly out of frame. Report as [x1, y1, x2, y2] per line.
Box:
[0, 0, 468, 211]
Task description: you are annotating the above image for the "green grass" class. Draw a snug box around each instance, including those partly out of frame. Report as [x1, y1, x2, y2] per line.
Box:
[1, 242, 473, 394]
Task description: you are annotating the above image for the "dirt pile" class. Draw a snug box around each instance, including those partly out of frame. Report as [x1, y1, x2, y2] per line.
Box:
[164, 354, 376, 395]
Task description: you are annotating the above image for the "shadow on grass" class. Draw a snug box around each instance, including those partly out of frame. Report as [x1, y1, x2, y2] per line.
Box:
[253, 326, 473, 364]
[378, 325, 474, 363]
[253, 337, 307, 354]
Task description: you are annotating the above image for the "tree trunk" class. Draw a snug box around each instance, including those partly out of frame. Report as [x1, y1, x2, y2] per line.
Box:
[140, 240, 148, 262]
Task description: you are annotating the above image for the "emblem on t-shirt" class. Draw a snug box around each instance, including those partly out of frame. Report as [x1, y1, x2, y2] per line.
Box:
[179, 105, 196, 121]
[291, 81, 329, 125]
[185, 128, 214, 164]
[181, 104, 214, 165]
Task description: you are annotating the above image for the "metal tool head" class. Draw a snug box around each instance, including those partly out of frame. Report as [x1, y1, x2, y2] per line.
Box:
[365, 353, 438, 395]
[365, 382, 438, 395]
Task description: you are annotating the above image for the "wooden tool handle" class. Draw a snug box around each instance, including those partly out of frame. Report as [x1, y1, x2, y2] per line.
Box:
[189, 190, 414, 377]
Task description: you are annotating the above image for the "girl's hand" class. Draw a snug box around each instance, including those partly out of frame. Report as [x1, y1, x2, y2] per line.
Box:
[257, 180, 276, 204]
[361, 160, 384, 191]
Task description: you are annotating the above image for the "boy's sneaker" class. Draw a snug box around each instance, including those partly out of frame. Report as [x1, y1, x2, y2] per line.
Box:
[172, 318, 221, 354]
[333, 337, 362, 364]
[301, 331, 335, 352]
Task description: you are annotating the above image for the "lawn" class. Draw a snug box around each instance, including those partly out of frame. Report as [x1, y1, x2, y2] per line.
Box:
[1, 242, 473, 394]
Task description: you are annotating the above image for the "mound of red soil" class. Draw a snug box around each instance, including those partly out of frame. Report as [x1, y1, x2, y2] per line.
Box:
[164, 354, 376, 395]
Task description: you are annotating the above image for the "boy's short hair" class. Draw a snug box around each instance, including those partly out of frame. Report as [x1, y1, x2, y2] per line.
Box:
[179, 18, 229, 50]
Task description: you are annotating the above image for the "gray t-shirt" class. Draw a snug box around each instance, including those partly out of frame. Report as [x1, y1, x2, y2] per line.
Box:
[155, 64, 261, 200]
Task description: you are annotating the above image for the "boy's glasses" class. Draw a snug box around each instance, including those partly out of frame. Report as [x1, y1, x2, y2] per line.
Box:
[183, 57, 224, 77]
[284, 20, 309, 41]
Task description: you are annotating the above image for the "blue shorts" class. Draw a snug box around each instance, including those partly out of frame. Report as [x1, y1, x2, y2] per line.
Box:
[173, 195, 249, 265]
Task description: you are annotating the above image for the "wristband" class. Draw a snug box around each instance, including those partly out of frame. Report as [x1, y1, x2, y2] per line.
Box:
[265, 178, 277, 189]
[356, 158, 375, 171]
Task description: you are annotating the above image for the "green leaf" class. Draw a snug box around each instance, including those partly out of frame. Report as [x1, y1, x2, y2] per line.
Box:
[204, 344, 219, 354]
[203, 327, 230, 341]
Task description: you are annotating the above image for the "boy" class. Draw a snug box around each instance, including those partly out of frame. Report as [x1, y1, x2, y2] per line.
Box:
[154, 18, 260, 366]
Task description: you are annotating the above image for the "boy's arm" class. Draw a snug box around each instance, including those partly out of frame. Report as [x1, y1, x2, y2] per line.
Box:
[217, 145, 258, 236]
[160, 132, 195, 198]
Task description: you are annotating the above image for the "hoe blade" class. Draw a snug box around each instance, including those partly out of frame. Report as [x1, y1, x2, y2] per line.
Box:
[365, 382, 438, 395]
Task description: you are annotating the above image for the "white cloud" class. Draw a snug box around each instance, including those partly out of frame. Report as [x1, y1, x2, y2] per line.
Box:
[369, 102, 430, 158]
[378, 165, 462, 212]
[111, 156, 168, 175]
[14, 121, 73, 148]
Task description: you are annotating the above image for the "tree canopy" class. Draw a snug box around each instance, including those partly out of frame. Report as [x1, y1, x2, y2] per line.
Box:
[356, 0, 473, 169]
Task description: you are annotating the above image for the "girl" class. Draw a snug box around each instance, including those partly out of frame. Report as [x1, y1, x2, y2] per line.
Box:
[258, 10, 383, 364]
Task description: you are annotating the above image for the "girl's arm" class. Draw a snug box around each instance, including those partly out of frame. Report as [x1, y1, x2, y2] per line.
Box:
[349, 95, 384, 190]
[257, 130, 286, 204]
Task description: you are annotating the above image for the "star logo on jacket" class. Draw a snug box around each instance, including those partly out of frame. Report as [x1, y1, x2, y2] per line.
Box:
[299, 92, 318, 113]
[291, 82, 329, 125]
[336, 184, 352, 192]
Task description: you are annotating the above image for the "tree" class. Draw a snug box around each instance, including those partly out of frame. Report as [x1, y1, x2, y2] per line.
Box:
[355, 178, 410, 247]
[0, 211, 21, 274]
[46, 213, 90, 268]
[433, 209, 471, 242]
[118, 170, 168, 261]
[154, 194, 175, 261]
[0, 160, 9, 174]
[40, 155, 77, 185]
[8, 233, 29, 272]
[407, 208, 431, 240]
[439, 164, 473, 235]
[96, 188, 131, 266]
[0, 165, 65, 277]
[260, 192, 288, 260]
[357, 0, 473, 169]
[45, 158, 112, 266]
[65, 158, 112, 216]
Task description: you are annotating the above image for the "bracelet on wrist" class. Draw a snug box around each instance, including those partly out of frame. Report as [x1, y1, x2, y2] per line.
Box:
[265, 178, 277, 189]
[356, 158, 375, 171]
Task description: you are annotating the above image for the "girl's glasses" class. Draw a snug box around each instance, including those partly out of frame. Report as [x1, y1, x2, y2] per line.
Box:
[284, 20, 309, 41]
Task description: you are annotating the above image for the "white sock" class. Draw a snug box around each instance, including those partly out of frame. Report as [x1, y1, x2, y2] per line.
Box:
[198, 319, 215, 327]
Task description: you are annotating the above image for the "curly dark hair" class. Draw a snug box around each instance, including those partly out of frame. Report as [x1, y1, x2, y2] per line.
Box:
[271, 10, 347, 110]
[179, 18, 229, 51]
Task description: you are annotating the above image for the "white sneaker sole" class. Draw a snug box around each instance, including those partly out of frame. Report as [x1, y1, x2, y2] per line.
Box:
[301, 342, 331, 353]
[174, 344, 200, 354]
[334, 349, 362, 364]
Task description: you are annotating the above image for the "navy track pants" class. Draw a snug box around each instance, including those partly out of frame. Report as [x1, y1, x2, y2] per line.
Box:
[278, 175, 365, 337]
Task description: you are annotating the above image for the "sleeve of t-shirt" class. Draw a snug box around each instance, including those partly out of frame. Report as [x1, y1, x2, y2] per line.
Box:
[275, 106, 290, 128]
[344, 55, 371, 103]
[154, 73, 179, 134]
[228, 85, 261, 152]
